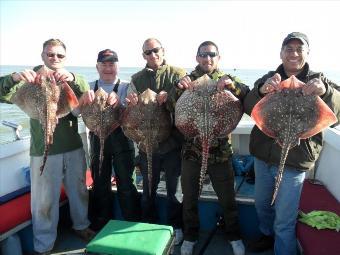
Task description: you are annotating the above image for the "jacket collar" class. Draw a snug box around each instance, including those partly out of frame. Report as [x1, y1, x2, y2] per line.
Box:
[276, 63, 310, 81]
[144, 60, 167, 73]
[191, 65, 225, 81]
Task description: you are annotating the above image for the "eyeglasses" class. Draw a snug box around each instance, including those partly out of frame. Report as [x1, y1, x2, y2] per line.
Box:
[45, 52, 66, 59]
[144, 47, 162, 55]
[284, 47, 306, 54]
[197, 52, 218, 58]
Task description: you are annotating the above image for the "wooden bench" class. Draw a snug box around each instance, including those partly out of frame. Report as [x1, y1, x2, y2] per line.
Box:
[297, 180, 340, 255]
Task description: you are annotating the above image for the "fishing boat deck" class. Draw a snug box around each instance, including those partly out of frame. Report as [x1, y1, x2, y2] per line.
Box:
[47, 173, 274, 255]
[10, 121, 340, 254]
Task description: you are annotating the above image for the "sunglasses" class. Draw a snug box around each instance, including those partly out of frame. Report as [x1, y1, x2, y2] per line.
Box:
[284, 46, 306, 54]
[45, 52, 66, 59]
[144, 47, 162, 55]
[198, 52, 218, 58]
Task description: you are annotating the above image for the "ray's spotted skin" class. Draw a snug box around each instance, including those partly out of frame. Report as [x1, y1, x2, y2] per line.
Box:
[80, 87, 121, 174]
[121, 88, 172, 195]
[251, 75, 337, 204]
[11, 69, 79, 174]
[175, 74, 243, 195]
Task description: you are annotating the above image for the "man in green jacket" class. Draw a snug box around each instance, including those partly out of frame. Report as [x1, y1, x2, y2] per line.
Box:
[0, 39, 94, 255]
[126, 38, 186, 245]
[176, 41, 248, 255]
[244, 32, 340, 255]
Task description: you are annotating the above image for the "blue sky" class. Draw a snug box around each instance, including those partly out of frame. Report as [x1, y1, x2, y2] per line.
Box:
[1, 0, 340, 70]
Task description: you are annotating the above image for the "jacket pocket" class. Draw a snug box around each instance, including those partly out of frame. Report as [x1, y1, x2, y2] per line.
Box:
[304, 138, 316, 161]
[287, 138, 315, 169]
[249, 127, 272, 159]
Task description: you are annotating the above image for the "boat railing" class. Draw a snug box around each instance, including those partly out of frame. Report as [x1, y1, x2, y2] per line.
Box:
[1, 120, 23, 141]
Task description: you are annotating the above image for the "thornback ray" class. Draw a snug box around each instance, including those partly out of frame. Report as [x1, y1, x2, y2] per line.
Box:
[121, 89, 172, 196]
[10, 67, 79, 174]
[80, 87, 122, 175]
[251, 75, 337, 205]
[175, 74, 243, 196]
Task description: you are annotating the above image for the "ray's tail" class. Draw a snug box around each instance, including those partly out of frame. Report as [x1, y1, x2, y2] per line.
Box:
[98, 133, 105, 176]
[271, 142, 291, 205]
[98, 106, 105, 176]
[146, 140, 153, 198]
[199, 96, 210, 196]
[40, 81, 52, 175]
[199, 139, 209, 196]
[40, 117, 50, 175]
[40, 144, 50, 175]
[40, 118, 53, 175]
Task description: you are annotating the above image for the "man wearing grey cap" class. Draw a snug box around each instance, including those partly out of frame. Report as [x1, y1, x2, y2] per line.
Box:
[80, 49, 141, 230]
[244, 32, 340, 254]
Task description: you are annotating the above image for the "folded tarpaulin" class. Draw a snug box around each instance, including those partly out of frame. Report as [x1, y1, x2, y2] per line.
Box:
[299, 210, 340, 232]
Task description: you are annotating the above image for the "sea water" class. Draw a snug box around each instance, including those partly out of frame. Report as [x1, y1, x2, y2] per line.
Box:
[1, 65, 339, 143]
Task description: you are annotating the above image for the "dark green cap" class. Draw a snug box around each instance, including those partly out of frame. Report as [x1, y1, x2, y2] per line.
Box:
[282, 32, 309, 48]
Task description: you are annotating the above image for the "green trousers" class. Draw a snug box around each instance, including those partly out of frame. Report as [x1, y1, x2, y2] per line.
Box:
[181, 158, 242, 241]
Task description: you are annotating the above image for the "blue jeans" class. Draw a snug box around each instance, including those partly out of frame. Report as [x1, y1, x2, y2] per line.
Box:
[254, 158, 306, 255]
[139, 149, 182, 228]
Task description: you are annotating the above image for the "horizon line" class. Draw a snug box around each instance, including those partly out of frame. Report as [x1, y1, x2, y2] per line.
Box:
[1, 64, 339, 73]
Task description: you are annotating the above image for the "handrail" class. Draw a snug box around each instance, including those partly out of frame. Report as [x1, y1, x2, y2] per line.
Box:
[2, 120, 22, 140]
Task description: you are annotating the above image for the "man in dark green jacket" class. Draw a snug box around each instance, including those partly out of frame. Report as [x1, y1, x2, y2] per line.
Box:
[0, 39, 94, 255]
[126, 38, 186, 245]
[244, 32, 340, 255]
[176, 41, 249, 255]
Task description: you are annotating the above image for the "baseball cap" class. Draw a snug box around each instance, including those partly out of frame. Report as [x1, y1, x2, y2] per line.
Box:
[282, 32, 309, 48]
[97, 49, 118, 62]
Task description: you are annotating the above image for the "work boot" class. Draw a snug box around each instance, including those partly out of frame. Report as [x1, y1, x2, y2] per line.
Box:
[174, 228, 184, 245]
[74, 227, 96, 242]
[90, 217, 109, 231]
[230, 239, 245, 255]
[248, 234, 274, 252]
[180, 240, 197, 255]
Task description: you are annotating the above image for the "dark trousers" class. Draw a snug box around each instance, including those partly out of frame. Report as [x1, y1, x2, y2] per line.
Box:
[139, 149, 182, 228]
[181, 158, 241, 241]
[89, 128, 141, 229]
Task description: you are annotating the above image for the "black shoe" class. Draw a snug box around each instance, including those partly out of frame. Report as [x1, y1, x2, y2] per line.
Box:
[248, 234, 274, 252]
[90, 217, 110, 231]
